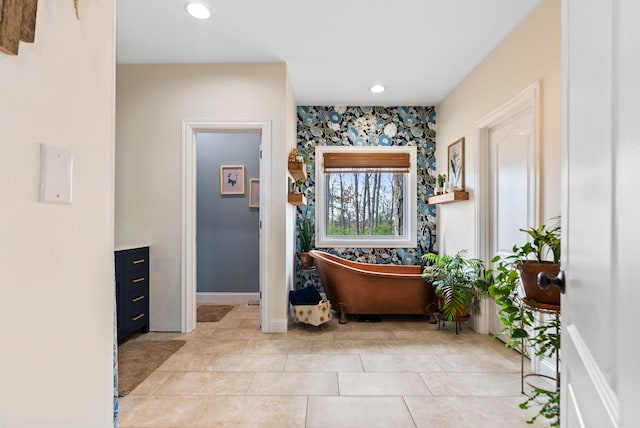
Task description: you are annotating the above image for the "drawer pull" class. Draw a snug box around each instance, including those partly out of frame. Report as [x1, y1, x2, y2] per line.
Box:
[132, 259, 145, 265]
[131, 295, 145, 303]
[131, 313, 145, 322]
[132, 277, 145, 284]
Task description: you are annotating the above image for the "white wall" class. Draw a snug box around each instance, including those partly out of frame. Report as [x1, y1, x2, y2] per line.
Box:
[116, 63, 293, 332]
[0, 1, 116, 427]
[436, 0, 561, 256]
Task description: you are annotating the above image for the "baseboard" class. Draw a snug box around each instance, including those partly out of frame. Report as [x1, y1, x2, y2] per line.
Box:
[539, 356, 558, 381]
[265, 318, 288, 334]
[472, 298, 491, 334]
[197, 292, 259, 304]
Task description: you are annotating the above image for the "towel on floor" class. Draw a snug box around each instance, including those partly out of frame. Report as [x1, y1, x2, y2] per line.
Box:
[289, 285, 322, 306]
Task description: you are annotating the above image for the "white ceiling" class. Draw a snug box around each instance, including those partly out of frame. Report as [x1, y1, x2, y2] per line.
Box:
[117, 0, 542, 106]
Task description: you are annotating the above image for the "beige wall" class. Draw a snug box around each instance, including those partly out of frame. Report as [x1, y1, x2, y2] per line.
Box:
[116, 63, 293, 331]
[0, 1, 116, 426]
[285, 67, 298, 302]
[436, 0, 561, 256]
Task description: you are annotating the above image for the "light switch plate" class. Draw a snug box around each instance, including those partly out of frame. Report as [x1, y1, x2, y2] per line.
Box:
[40, 143, 73, 204]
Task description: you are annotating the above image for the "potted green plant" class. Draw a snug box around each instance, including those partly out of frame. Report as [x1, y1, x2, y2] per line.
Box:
[297, 210, 315, 270]
[435, 173, 446, 195]
[488, 255, 561, 426]
[422, 250, 489, 322]
[512, 220, 561, 305]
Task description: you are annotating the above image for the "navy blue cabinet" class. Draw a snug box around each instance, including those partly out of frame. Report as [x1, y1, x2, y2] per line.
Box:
[115, 246, 150, 342]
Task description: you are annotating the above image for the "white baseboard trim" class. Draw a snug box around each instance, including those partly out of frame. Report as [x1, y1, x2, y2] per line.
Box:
[265, 319, 288, 334]
[197, 292, 259, 304]
[539, 356, 557, 378]
[472, 298, 491, 334]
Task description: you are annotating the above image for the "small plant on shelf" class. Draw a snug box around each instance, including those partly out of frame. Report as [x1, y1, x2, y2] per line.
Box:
[293, 178, 305, 193]
[435, 173, 446, 195]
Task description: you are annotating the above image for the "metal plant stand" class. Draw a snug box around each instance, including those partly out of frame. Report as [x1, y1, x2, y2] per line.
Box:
[520, 299, 561, 394]
[437, 313, 471, 335]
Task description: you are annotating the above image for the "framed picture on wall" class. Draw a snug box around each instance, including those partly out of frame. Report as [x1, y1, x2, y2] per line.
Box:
[249, 179, 260, 208]
[447, 137, 465, 190]
[220, 165, 245, 195]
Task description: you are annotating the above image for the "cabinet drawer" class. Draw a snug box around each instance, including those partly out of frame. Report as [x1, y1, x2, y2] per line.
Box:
[117, 271, 148, 295]
[115, 247, 149, 273]
[121, 292, 148, 319]
[119, 309, 147, 328]
[117, 311, 148, 341]
[118, 293, 148, 337]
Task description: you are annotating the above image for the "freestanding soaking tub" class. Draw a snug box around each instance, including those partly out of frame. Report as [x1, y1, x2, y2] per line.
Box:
[309, 250, 437, 324]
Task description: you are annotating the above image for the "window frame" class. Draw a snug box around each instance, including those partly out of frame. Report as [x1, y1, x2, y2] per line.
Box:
[315, 145, 417, 248]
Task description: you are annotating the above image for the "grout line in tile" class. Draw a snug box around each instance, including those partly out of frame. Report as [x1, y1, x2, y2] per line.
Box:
[401, 396, 419, 428]
[304, 395, 310, 428]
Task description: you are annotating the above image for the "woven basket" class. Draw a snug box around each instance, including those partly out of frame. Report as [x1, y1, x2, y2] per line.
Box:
[293, 299, 332, 326]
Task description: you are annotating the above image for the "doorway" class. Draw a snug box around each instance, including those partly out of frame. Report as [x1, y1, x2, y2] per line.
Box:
[195, 132, 260, 299]
[476, 82, 540, 338]
[181, 120, 272, 334]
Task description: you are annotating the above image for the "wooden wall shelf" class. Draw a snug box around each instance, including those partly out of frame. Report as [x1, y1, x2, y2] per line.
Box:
[428, 191, 469, 205]
[288, 193, 307, 206]
[288, 161, 307, 181]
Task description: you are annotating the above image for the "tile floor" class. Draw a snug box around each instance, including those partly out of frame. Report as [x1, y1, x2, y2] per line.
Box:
[118, 304, 551, 427]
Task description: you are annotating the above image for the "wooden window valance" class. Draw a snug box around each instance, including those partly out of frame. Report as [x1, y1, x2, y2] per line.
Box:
[323, 152, 410, 173]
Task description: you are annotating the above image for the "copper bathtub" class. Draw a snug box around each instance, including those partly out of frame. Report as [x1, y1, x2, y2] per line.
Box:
[309, 250, 437, 324]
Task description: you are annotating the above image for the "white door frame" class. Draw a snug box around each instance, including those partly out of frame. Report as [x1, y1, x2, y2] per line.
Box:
[474, 81, 541, 334]
[181, 120, 272, 333]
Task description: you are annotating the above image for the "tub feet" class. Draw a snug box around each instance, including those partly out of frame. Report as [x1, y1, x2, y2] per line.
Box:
[338, 304, 347, 324]
[426, 303, 438, 324]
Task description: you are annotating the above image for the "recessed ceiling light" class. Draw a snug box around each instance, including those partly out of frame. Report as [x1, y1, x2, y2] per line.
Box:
[185, 2, 211, 20]
[369, 84, 386, 94]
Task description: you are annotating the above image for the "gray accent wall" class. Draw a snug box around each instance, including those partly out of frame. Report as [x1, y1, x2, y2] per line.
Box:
[196, 132, 260, 292]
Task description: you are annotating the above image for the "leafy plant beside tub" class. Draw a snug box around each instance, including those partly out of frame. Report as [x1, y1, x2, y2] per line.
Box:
[422, 250, 489, 322]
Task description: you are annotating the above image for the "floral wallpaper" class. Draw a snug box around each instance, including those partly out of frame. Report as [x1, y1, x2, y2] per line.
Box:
[295, 105, 437, 289]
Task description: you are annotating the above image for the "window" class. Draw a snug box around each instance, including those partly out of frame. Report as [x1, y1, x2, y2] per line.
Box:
[315, 146, 417, 248]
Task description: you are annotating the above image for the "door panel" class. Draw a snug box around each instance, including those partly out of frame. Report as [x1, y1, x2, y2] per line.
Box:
[562, 0, 621, 425]
[492, 115, 532, 257]
[488, 109, 536, 337]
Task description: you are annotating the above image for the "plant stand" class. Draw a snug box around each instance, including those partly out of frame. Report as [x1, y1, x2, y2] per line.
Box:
[437, 313, 470, 335]
[520, 299, 561, 395]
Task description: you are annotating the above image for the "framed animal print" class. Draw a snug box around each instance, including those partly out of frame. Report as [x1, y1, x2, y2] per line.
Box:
[220, 165, 245, 195]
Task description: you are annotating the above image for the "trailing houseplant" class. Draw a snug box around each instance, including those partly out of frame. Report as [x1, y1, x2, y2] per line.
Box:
[422, 250, 489, 322]
[297, 209, 315, 269]
[488, 219, 562, 426]
[489, 254, 560, 426]
[488, 255, 560, 353]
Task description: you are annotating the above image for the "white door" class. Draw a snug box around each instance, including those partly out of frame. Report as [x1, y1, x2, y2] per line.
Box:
[562, 0, 638, 426]
[476, 82, 539, 338]
[487, 109, 537, 336]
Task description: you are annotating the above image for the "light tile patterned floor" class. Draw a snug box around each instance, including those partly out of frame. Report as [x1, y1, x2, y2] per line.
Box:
[119, 304, 551, 427]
